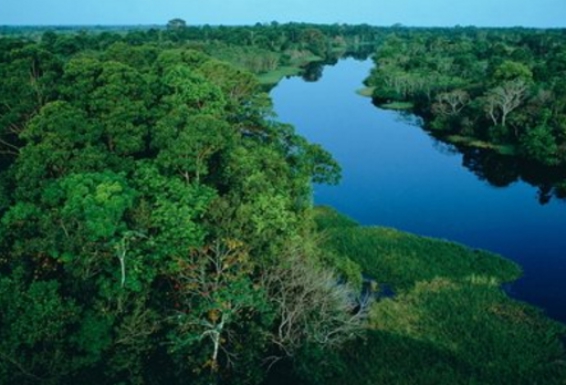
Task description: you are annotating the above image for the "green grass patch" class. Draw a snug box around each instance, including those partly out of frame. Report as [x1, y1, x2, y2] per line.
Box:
[315, 208, 520, 292]
[380, 101, 415, 110]
[355, 87, 375, 97]
[360, 282, 566, 385]
[257, 66, 303, 85]
[331, 226, 520, 291]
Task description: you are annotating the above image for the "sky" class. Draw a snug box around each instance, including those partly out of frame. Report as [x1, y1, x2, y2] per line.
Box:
[1, 0, 565, 28]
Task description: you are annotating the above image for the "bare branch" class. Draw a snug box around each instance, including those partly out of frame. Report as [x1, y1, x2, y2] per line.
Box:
[434, 90, 469, 116]
[262, 249, 369, 361]
[485, 79, 527, 127]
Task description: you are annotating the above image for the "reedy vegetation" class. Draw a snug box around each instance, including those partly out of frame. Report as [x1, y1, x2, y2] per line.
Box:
[307, 207, 566, 385]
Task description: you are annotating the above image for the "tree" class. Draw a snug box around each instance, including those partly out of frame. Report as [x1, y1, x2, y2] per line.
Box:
[433, 89, 470, 117]
[14, 101, 106, 198]
[167, 18, 187, 30]
[89, 61, 150, 155]
[520, 117, 559, 166]
[169, 240, 271, 381]
[484, 79, 528, 130]
[0, 270, 83, 384]
[0, 43, 62, 157]
[155, 112, 231, 183]
[161, 64, 226, 115]
[493, 60, 533, 82]
[261, 247, 367, 365]
[300, 28, 326, 57]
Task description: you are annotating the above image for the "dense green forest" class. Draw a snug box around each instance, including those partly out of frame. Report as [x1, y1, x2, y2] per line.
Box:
[364, 27, 566, 169]
[0, 22, 565, 384]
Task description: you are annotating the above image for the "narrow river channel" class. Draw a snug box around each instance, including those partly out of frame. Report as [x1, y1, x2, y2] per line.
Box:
[270, 58, 566, 323]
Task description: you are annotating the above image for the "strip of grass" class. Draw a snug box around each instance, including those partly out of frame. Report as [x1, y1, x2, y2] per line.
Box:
[380, 101, 415, 110]
[446, 135, 518, 156]
[355, 86, 375, 97]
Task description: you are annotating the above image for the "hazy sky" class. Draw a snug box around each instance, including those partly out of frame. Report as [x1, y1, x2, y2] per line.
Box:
[1, 0, 565, 28]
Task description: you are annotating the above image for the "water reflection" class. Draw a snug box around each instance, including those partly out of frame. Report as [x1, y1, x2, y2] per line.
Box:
[290, 49, 566, 206]
[301, 61, 326, 82]
[300, 45, 378, 83]
[454, 144, 566, 205]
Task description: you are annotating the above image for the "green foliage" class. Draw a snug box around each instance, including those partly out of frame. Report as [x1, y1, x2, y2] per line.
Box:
[162, 64, 226, 114]
[313, 205, 359, 230]
[54, 172, 136, 241]
[0, 28, 348, 384]
[488, 123, 512, 144]
[205, 43, 283, 75]
[369, 280, 566, 384]
[493, 60, 533, 82]
[0, 269, 84, 384]
[298, 206, 566, 385]
[365, 28, 566, 168]
[320, 224, 520, 292]
[130, 163, 215, 259]
[520, 121, 560, 166]
[154, 111, 232, 183]
[89, 61, 150, 155]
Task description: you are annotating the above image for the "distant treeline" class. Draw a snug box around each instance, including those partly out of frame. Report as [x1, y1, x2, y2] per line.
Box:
[0, 21, 385, 85]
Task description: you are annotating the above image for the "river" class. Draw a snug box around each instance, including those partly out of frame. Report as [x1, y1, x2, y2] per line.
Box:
[270, 58, 566, 323]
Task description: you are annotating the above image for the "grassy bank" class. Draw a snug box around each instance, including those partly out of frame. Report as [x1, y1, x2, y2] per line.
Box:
[303, 206, 566, 385]
[257, 66, 304, 85]
[445, 134, 518, 156]
[379, 101, 415, 110]
[257, 53, 324, 86]
[356, 86, 375, 97]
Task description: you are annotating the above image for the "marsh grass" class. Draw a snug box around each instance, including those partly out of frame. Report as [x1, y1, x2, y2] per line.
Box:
[304, 206, 566, 385]
[316, 210, 521, 292]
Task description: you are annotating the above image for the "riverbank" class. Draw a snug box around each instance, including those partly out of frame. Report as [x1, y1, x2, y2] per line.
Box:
[304, 206, 566, 385]
[370, 98, 519, 155]
[443, 134, 518, 156]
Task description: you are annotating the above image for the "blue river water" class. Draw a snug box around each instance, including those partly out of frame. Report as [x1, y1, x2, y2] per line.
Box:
[270, 58, 566, 323]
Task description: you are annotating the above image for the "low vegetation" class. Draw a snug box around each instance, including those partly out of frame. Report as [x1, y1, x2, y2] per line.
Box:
[297, 207, 566, 385]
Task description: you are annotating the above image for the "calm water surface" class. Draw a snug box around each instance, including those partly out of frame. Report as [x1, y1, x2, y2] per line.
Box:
[271, 58, 566, 323]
